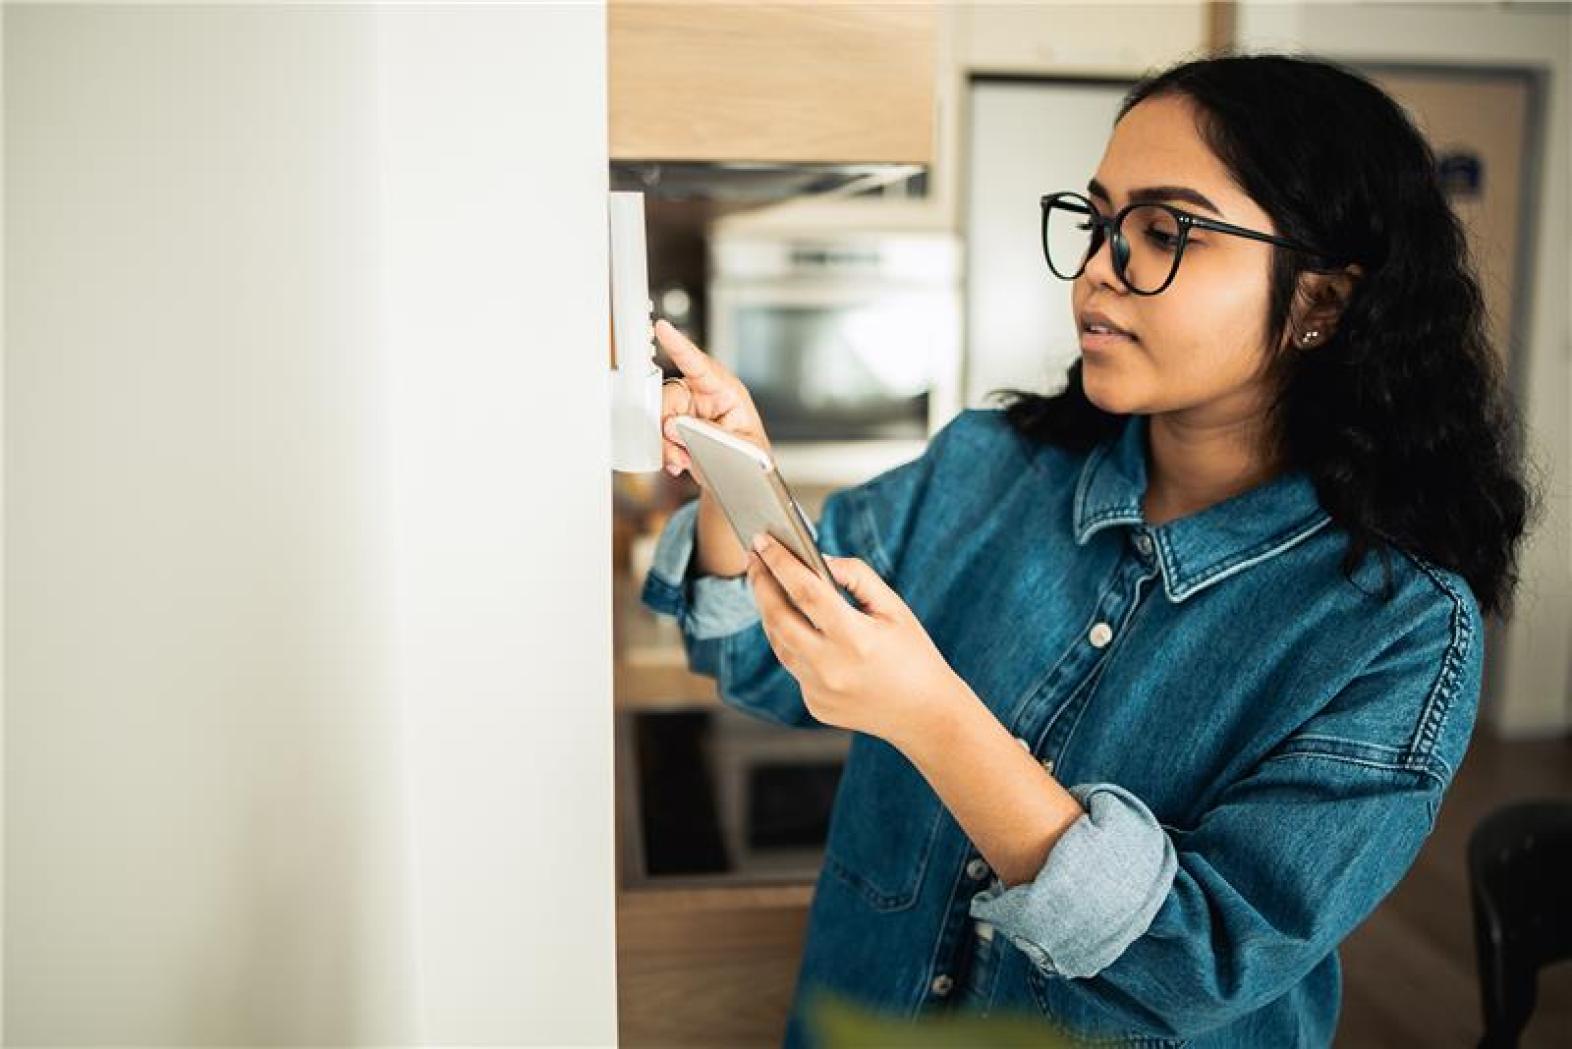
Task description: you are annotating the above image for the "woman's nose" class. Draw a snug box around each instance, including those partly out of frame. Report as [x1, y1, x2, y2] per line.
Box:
[1079, 226, 1126, 293]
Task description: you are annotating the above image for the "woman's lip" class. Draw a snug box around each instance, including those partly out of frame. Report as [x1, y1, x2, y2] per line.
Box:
[1080, 330, 1137, 350]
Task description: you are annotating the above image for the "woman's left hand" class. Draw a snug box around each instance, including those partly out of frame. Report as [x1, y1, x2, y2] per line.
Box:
[745, 532, 967, 748]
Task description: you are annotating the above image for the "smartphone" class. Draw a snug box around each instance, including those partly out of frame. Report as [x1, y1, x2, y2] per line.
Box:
[671, 415, 833, 586]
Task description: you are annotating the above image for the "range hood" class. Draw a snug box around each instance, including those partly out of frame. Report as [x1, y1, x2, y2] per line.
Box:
[609, 160, 927, 203]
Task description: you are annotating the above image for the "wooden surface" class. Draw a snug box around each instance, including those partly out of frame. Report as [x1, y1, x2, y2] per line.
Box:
[617, 883, 812, 1048]
[609, 1, 937, 164]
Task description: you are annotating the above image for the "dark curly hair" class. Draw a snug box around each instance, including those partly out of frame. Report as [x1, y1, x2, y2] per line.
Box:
[989, 52, 1541, 620]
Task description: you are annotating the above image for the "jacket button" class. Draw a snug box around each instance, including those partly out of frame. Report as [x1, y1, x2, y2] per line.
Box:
[1088, 621, 1114, 648]
[1133, 532, 1154, 558]
[930, 973, 954, 996]
[966, 857, 991, 880]
[1042, 758, 1056, 775]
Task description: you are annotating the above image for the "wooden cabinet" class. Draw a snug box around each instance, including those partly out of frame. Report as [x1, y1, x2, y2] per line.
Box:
[955, 1, 1216, 74]
[617, 884, 812, 1048]
[609, 1, 937, 165]
[612, 564, 818, 1047]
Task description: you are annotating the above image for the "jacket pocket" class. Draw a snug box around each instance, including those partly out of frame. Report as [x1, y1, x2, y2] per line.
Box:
[821, 732, 943, 912]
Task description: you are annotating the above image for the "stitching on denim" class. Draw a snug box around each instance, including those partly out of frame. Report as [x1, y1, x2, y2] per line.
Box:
[1053, 568, 1160, 759]
[919, 814, 968, 1015]
[1168, 513, 1334, 601]
[1259, 749, 1435, 780]
[1004, 565, 1133, 734]
[1397, 552, 1474, 777]
[1289, 732, 1410, 757]
[823, 800, 943, 912]
[1082, 507, 1142, 525]
[1079, 506, 1143, 532]
[1181, 512, 1327, 582]
[1073, 440, 1117, 540]
[1001, 635, 1082, 741]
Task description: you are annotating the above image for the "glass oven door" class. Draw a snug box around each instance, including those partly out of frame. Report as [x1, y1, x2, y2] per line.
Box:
[709, 279, 952, 442]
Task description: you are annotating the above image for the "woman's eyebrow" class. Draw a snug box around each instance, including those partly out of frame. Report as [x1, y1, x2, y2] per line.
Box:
[1086, 177, 1223, 218]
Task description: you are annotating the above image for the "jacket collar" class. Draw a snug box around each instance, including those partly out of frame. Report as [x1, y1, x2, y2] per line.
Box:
[1071, 413, 1334, 603]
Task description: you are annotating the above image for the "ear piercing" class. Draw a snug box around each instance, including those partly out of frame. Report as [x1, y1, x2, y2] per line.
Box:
[1300, 329, 1320, 345]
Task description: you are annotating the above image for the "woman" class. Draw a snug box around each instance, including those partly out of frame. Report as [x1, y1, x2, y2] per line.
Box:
[641, 53, 1537, 1048]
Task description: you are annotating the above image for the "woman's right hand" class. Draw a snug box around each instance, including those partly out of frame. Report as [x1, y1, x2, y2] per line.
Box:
[655, 317, 773, 482]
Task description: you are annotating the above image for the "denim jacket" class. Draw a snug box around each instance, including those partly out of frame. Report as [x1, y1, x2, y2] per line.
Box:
[640, 407, 1483, 1048]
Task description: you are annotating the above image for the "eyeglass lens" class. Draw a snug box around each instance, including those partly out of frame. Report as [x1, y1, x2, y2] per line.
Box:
[1043, 197, 1183, 293]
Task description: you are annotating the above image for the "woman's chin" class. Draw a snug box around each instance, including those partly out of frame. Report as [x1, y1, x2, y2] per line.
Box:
[1081, 363, 1142, 414]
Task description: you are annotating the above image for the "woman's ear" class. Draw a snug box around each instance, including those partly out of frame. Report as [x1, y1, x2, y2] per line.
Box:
[1292, 262, 1365, 349]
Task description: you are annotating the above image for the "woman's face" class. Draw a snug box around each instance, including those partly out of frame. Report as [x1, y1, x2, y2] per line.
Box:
[1074, 93, 1287, 423]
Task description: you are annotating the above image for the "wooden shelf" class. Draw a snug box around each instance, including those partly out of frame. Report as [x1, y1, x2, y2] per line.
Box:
[618, 880, 813, 915]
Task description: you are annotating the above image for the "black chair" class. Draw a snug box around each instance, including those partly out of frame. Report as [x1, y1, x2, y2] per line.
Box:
[1467, 798, 1572, 1049]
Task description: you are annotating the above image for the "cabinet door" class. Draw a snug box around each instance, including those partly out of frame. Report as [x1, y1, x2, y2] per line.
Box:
[609, 1, 935, 164]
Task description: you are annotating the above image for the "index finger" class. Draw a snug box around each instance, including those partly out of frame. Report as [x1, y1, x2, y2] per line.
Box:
[752, 535, 847, 634]
[748, 551, 820, 653]
[654, 319, 728, 394]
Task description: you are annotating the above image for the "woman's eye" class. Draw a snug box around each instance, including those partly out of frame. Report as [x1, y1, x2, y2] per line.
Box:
[1143, 228, 1180, 252]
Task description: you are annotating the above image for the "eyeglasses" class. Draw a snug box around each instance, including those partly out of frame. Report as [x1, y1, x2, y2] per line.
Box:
[1040, 191, 1343, 296]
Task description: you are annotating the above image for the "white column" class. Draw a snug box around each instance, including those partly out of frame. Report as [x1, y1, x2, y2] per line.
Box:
[3, 3, 614, 1042]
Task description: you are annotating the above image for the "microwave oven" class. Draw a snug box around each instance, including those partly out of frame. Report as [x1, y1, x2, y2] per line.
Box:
[707, 230, 963, 486]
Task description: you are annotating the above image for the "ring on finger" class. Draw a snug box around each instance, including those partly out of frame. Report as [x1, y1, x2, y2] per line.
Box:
[662, 376, 695, 416]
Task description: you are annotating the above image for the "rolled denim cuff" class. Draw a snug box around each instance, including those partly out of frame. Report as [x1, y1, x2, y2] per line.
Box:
[640, 497, 762, 641]
[967, 782, 1178, 980]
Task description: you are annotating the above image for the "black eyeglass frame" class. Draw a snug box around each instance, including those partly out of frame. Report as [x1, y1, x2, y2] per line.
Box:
[1039, 191, 1346, 296]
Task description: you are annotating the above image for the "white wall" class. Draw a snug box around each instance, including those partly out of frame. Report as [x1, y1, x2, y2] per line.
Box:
[4, 4, 614, 1043]
[1236, 2, 1572, 737]
[964, 79, 1131, 408]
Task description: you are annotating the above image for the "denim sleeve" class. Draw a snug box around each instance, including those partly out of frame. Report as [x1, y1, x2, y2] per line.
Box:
[967, 782, 1178, 979]
[972, 588, 1484, 1042]
[639, 410, 972, 729]
[640, 496, 762, 641]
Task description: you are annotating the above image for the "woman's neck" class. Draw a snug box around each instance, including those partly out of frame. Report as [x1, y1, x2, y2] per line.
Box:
[1141, 411, 1283, 527]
